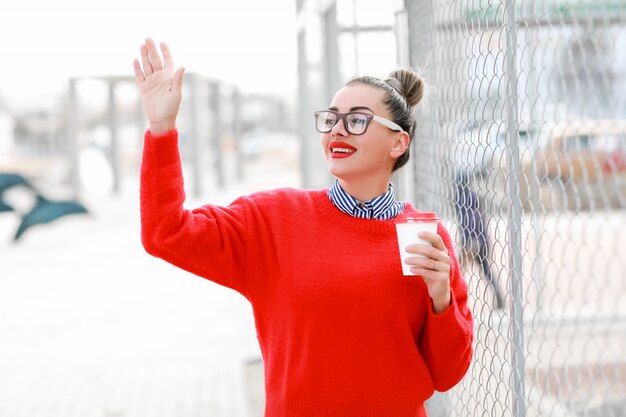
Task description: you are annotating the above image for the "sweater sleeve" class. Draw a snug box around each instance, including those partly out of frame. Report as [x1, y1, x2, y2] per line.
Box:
[140, 129, 251, 296]
[418, 222, 474, 392]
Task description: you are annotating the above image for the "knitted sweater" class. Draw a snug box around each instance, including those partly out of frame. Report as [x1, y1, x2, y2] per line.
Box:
[140, 130, 473, 417]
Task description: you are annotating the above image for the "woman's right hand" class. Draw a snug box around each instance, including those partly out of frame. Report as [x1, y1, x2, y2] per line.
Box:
[133, 38, 185, 135]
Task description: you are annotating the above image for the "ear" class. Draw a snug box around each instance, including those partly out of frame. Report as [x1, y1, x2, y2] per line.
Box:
[389, 132, 410, 159]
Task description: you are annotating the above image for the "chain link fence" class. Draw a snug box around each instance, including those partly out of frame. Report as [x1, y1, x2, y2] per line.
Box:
[400, 1, 626, 416]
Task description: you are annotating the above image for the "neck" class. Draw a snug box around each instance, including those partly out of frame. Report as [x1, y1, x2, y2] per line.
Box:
[338, 175, 392, 202]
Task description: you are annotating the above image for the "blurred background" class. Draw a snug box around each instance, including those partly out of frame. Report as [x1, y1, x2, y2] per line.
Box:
[1, 1, 625, 417]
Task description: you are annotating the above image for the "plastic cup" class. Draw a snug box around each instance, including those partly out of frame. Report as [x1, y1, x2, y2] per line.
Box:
[395, 212, 439, 276]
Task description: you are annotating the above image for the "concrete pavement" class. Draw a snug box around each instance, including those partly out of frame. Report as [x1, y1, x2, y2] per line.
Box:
[0, 191, 263, 417]
[0, 136, 301, 417]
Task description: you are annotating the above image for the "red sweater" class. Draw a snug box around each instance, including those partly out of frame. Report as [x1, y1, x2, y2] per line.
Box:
[140, 130, 473, 417]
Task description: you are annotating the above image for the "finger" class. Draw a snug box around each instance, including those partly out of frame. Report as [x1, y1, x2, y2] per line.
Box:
[432, 237, 447, 251]
[418, 231, 447, 251]
[161, 42, 175, 70]
[432, 258, 451, 272]
[410, 262, 452, 287]
[405, 255, 448, 270]
[145, 38, 164, 71]
[132, 59, 146, 84]
[410, 266, 438, 277]
[405, 256, 434, 269]
[405, 248, 448, 269]
[140, 44, 153, 76]
[405, 243, 430, 254]
[172, 67, 185, 95]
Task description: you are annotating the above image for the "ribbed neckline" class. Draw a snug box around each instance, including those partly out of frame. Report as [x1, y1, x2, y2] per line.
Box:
[310, 188, 419, 235]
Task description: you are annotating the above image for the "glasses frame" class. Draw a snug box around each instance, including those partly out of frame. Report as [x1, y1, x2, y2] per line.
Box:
[314, 110, 404, 135]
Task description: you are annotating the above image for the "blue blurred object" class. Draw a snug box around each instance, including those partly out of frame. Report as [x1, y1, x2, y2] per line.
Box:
[14, 196, 88, 241]
[0, 173, 34, 193]
[0, 199, 13, 212]
[454, 172, 505, 310]
[0, 173, 32, 214]
[0, 172, 89, 241]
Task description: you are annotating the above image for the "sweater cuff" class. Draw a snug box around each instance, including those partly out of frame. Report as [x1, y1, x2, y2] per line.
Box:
[426, 292, 471, 341]
[142, 129, 180, 167]
[145, 128, 178, 141]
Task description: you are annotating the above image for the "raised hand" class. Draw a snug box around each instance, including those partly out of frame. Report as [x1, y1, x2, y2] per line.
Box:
[133, 38, 185, 135]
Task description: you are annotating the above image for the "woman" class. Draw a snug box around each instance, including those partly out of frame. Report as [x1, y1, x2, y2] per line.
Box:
[134, 38, 473, 417]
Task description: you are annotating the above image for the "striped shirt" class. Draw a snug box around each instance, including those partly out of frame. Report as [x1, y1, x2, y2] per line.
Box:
[327, 179, 406, 220]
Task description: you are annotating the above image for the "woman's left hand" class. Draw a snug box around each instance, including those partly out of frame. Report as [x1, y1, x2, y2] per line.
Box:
[404, 231, 451, 314]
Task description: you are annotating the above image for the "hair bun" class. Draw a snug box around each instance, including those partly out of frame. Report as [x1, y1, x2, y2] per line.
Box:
[386, 69, 424, 108]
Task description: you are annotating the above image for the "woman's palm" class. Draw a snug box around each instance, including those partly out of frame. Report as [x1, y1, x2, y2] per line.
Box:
[133, 39, 185, 131]
[138, 68, 181, 124]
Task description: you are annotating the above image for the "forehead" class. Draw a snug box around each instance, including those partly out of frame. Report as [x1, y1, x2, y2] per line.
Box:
[329, 84, 386, 113]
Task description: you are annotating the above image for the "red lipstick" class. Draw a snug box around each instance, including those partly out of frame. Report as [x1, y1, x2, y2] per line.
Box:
[329, 141, 357, 159]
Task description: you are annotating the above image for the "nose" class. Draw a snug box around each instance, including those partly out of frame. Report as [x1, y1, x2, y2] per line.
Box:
[330, 116, 348, 136]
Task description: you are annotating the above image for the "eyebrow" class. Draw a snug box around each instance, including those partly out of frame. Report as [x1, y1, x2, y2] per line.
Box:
[328, 106, 374, 113]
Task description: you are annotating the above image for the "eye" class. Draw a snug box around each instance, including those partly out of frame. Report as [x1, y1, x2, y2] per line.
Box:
[348, 115, 368, 129]
[321, 113, 337, 127]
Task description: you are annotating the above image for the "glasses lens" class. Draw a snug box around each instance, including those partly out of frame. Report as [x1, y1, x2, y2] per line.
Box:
[345, 113, 369, 134]
[315, 111, 337, 132]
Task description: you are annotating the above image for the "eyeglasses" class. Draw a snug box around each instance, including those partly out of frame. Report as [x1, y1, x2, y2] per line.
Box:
[314, 110, 404, 135]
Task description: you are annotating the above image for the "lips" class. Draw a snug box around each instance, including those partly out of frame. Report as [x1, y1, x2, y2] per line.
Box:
[329, 141, 357, 159]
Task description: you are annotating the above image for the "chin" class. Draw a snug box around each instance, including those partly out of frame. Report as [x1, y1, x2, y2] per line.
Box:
[326, 161, 349, 179]
[327, 165, 361, 183]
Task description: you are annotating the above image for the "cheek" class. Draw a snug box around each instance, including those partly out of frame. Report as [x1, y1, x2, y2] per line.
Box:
[362, 139, 395, 165]
[320, 134, 331, 150]
[362, 135, 390, 155]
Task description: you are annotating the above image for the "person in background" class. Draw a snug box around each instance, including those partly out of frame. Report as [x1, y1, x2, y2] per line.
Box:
[134, 38, 473, 417]
[454, 172, 505, 310]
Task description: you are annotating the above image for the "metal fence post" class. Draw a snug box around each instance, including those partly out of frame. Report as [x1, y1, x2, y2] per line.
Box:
[209, 81, 225, 190]
[108, 80, 120, 194]
[67, 77, 80, 199]
[186, 73, 203, 197]
[232, 88, 244, 181]
[504, 2, 526, 417]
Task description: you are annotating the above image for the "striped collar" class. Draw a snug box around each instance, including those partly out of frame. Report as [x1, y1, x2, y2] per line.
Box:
[327, 179, 406, 220]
